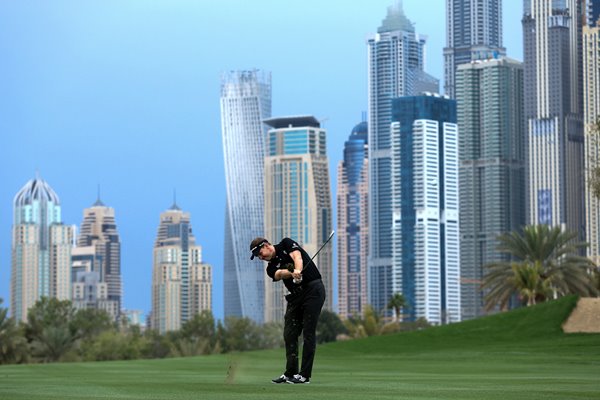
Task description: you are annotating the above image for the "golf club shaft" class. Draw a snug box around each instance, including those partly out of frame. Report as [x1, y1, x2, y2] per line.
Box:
[294, 231, 334, 282]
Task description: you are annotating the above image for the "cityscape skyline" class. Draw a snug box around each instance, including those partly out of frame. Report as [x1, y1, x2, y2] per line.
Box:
[0, 1, 524, 321]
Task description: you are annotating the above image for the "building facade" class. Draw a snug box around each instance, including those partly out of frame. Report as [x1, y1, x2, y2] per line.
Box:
[587, 0, 600, 26]
[71, 197, 121, 320]
[583, 3, 600, 265]
[220, 70, 271, 324]
[390, 94, 460, 324]
[337, 120, 369, 319]
[523, 0, 584, 238]
[456, 58, 525, 320]
[151, 203, 211, 333]
[367, 1, 439, 314]
[443, 0, 506, 98]
[263, 116, 332, 322]
[11, 176, 73, 322]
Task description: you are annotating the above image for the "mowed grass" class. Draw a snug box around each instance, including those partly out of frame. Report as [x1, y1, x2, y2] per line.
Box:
[1, 296, 599, 400]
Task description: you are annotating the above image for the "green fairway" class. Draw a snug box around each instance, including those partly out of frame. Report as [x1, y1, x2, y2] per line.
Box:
[1, 296, 599, 400]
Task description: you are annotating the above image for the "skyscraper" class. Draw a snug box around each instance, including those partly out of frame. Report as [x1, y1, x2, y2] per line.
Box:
[337, 120, 369, 319]
[220, 70, 271, 324]
[390, 93, 460, 324]
[523, 0, 584, 237]
[443, 0, 506, 98]
[587, 0, 600, 25]
[151, 203, 212, 334]
[583, 1, 600, 265]
[263, 116, 332, 322]
[11, 176, 73, 322]
[367, 1, 439, 313]
[456, 57, 525, 320]
[72, 196, 122, 320]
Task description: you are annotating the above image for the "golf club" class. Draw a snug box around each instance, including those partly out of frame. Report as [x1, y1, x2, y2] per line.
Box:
[294, 230, 335, 284]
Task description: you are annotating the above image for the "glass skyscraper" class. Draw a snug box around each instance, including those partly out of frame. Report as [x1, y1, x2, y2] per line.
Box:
[337, 120, 369, 319]
[220, 70, 271, 323]
[390, 94, 460, 324]
[11, 175, 73, 322]
[263, 116, 332, 322]
[367, 1, 439, 313]
[456, 57, 525, 320]
[443, 0, 506, 98]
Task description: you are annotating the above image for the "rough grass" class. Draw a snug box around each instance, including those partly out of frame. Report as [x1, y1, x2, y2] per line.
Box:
[1, 296, 599, 400]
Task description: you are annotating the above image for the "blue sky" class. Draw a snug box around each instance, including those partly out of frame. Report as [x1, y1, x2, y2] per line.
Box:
[0, 1, 522, 321]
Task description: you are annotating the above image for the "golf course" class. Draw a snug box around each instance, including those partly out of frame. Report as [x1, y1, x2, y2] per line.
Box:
[1, 295, 598, 399]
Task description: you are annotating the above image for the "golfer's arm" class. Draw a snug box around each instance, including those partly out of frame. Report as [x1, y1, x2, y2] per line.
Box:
[290, 250, 303, 273]
[274, 269, 293, 281]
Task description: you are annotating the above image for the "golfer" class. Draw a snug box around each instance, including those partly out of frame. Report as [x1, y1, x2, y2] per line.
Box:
[250, 237, 326, 384]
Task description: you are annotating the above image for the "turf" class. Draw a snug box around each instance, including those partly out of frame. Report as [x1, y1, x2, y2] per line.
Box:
[1, 296, 599, 399]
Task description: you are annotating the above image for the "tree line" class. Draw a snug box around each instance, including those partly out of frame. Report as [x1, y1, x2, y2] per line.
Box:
[0, 297, 283, 364]
[0, 297, 355, 365]
[0, 294, 431, 365]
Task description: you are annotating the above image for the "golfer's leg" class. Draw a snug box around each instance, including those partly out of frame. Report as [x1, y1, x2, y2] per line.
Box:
[299, 283, 326, 378]
[283, 300, 303, 377]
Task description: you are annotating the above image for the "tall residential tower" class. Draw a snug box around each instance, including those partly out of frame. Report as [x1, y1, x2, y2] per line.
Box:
[72, 196, 122, 320]
[151, 203, 212, 334]
[337, 120, 369, 319]
[390, 94, 460, 324]
[583, 0, 600, 265]
[444, 0, 506, 98]
[523, 0, 584, 237]
[220, 70, 271, 323]
[456, 58, 525, 320]
[11, 176, 73, 322]
[368, 1, 439, 313]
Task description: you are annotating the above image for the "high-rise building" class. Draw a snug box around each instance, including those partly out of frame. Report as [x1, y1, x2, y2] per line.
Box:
[390, 94, 460, 324]
[11, 176, 73, 322]
[150, 203, 211, 334]
[523, 0, 584, 237]
[337, 120, 369, 319]
[456, 57, 525, 320]
[72, 196, 121, 320]
[367, 1, 439, 314]
[583, 2, 600, 265]
[587, 0, 600, 25]
[443, 0, 506, 98]
[263, 116, 333, 322]
[585, 0, 600, 27]
[220, 70, 271, 324]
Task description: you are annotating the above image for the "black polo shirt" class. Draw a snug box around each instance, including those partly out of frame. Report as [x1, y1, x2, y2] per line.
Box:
[266, 237, 322, 293]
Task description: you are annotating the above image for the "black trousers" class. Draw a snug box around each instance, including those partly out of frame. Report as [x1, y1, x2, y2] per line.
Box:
[283, 279, 326, 379]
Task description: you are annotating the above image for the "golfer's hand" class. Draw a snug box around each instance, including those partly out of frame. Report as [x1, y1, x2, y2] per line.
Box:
[292, 269, 302, 280]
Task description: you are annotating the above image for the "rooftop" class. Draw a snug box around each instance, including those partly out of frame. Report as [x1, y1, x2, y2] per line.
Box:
[263, 115, 320, 129]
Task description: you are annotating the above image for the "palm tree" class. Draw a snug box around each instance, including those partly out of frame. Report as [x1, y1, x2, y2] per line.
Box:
[0, 298, 27, 364]
[386, 293, 409, 322]
[482, 225, 598, 310]
[511, 261, 552, 306]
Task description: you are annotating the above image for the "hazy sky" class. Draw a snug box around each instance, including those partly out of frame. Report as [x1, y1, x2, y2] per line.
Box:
[0, 0, 523, 321]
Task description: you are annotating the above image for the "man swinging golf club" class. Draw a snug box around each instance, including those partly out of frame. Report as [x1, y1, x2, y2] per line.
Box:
[250, 232, 333, 384]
